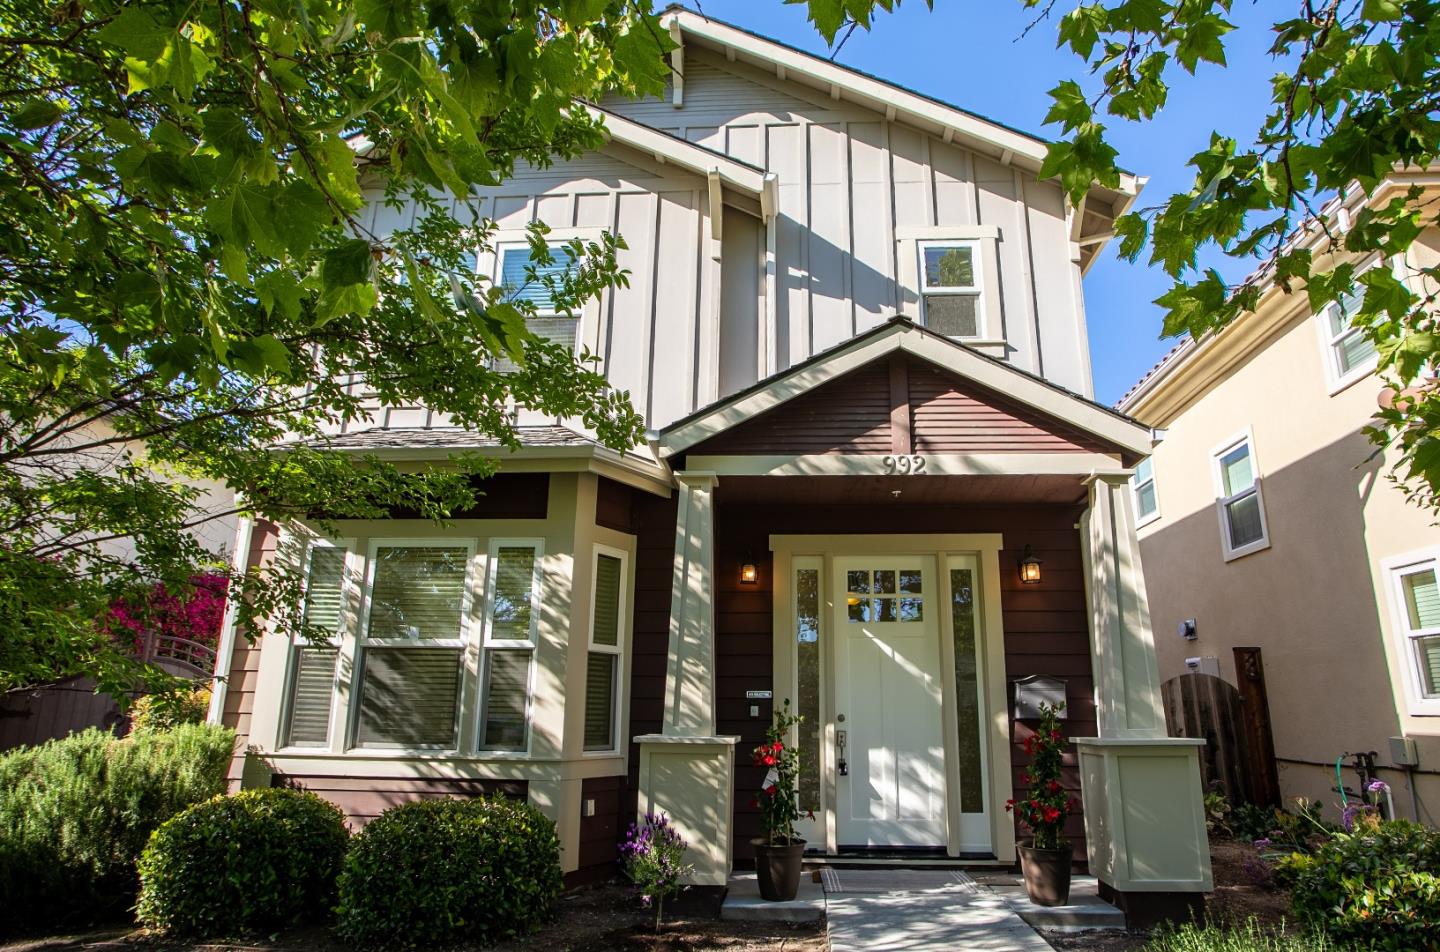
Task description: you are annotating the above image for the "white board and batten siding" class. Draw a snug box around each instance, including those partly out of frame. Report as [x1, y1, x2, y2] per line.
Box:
[600, 50, 1094, 399]
[341, 47, 1094, 440]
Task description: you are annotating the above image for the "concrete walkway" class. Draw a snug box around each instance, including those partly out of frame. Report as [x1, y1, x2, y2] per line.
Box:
[821, 869, 1055, 951]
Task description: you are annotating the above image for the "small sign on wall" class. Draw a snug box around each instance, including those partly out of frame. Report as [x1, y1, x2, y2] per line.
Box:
[1013, 675, 1067, 720]
[745, 690, 773, 700]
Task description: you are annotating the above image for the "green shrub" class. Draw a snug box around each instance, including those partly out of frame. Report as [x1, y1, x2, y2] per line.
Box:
[1277, 817, 1440, 951]
[128, 685, 212, 733]
[1144, 919, 1331, 952]
[0, 723, 233, 931]
[136, 787, 349, 937]
[337, 797, 562, 948]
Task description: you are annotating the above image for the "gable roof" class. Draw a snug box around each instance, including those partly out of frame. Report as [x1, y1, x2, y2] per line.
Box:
[660, 6, 1141, 267]
[658, 317, 1152, 458]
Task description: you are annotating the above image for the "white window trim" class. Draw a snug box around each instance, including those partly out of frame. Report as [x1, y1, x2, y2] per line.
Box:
[1210, 430, 1271, 561]
[487, 228, 604, 347]
[494, 240, 567, 319]
[1314, 256, 1385, 395]
[583, 543, 629, 755]
[1132, 458, 1160, 528]
[475, 537, 545, 755]
[348, 538, 478, 753]
[1382, 547, 1440, 717]
[278, 536, 355, 752]
[916, 238, 987, 339]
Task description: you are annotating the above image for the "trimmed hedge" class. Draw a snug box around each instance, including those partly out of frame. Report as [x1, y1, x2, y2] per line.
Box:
[136, 788, 350, 937]
[337, 797, 562, 948]
[0, 723, 233, 931]
[1278, 817, 1440, 951]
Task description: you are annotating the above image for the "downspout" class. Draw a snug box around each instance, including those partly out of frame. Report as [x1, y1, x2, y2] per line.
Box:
[206, 512, 255, 725]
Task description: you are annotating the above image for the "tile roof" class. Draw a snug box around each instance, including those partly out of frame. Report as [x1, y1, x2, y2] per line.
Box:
[300, 425, 596, 451]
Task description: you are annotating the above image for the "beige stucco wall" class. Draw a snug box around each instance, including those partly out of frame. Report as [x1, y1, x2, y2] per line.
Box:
[1132, 236, 1440, 825]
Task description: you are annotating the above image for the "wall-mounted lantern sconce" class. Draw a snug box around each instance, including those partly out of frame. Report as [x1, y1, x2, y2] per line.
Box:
[740, 553, 758, 585]
[1018, 545, 1042, 584]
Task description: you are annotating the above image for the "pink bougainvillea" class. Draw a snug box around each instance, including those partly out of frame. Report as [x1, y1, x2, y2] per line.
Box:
[107, 573, 229, 654]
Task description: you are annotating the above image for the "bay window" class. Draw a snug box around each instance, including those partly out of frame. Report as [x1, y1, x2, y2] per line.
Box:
[584, 546, 628, 752]
[281, 541, 349, 748]
[479, 540, 542, 751]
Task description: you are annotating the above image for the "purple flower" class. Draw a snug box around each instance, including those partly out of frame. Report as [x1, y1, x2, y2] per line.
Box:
[1253, 837, 1272, 849]
[1367, 779, 1390, 794]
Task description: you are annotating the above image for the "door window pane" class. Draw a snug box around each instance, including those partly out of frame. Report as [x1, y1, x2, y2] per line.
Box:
[899, 571, 923, 594]
[367, 546, 468, 641]
[847, 570, 870, 595]
[899, 598, 924, 622]
[874, 570, 896, 594]
[874, 597, 897, 622]
[951, 569, 983, 814]
[355, 647, 462, 748]
[796, 566, 821, 813]
[491, 546, 537, 641]
[480, 649, 531, 750]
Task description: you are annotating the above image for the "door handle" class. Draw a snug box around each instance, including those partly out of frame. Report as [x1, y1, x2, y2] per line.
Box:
[836, 727, 848, 777]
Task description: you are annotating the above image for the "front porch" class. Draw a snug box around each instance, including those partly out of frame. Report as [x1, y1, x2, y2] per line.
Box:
[633, 319, 1213, 919]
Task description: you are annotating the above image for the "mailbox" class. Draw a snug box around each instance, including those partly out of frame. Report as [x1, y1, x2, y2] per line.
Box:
[1013, 675, 1067, 720]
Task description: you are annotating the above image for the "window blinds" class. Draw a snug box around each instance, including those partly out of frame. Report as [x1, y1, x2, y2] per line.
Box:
[283, 646, 337, 747]
[367, 546, 469, 641]
[355, 646, 463, 748]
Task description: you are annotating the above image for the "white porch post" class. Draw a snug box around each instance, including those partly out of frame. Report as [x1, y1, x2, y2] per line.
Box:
[635, 472, 737, 887]
[1076, 474, 1212, 919]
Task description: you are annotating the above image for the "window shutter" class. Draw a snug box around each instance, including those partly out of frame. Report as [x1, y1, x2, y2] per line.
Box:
[354, 647, 462, 748]
[283, 646, 337, 747]
[367, 546, 469, 641]
[481, 650, 531, 750]
[583, 653, 616, 750]
[593, 554, 622, 648]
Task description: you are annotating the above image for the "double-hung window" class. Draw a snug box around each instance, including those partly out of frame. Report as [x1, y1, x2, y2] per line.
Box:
[281, 540, 350, 748]
[1132, 458, 1159, 526]
[1212, 434, 1270, 560]
[584, 546, 628, 752]
[497, 243, 578, 356]
[478, 539, 543, 751]
[1387, 552, 1440, 715]
[1318, 281, 1378, 390]
[917, 240, 984, 339]
[352, 542, 473, 750]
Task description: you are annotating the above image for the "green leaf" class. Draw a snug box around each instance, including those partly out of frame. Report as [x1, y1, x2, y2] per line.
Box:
[1043, 80, 1092, 133]
[10, 99, 62, 130]
[321, 239, 374, 290]
[96, 8, 172, 60]
[1362, 0, 1403, 21]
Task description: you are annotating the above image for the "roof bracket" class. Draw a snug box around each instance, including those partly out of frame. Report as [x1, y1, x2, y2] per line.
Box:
[668, 18, 684, 108]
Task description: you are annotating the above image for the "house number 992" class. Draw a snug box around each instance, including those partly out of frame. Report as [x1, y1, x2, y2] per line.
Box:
[882, 455, 927, 475]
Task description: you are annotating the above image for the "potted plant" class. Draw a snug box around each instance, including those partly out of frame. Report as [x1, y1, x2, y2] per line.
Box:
[751, 699, 810, 901]
[1006, 701, 1080, 906]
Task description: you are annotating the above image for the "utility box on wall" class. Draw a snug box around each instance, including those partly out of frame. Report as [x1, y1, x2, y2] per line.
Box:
[1013, 675, 1067, 720]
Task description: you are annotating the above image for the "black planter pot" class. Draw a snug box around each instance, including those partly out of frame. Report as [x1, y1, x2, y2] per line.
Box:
[752, 838, 806, 901]
[1017, 842, 1073, 906]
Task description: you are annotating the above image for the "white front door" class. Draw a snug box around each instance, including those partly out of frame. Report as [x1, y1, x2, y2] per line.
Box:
[833, 556, 948, 847]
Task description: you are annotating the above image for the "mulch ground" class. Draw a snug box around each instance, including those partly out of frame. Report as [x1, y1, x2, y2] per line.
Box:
[0, 881, 826, 952]
[1041, 836, 1300, 952]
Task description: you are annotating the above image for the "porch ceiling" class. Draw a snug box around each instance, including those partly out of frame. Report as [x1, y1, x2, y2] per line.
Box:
[714, 473, 1089, 506]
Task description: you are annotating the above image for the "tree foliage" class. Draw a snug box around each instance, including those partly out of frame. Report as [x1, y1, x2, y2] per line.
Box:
[1026, 0, 1440, 504]
[0, 0, 678, 696]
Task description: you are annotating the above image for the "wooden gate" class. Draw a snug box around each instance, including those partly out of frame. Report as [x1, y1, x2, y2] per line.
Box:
[1161, 672, 1252, 805]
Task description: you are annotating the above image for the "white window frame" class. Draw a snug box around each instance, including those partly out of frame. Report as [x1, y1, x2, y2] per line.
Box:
[916, 238, 986, 340]
[1210, 431, 1271, 561]
[475, 538, 545, 754]
[1132, 457, 1160, 527]
[583, 543, 629, 754]
[1314, 257, 1384, 394]
[495, 240, 567, 319]
[348, 538, 478, 753]
[1382, 547, 1440, 717]
[278, 536, 354, 751]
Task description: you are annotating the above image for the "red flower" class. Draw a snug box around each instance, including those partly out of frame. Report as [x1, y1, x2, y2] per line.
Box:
[1047, 780, 1062, 794]
[762, 754, 777, 766]
[1050, 730, 1063, 742]
[1019, 771, 1032, 785]
[765, 784, 777, 796]
[1042, 806, 1061, 824]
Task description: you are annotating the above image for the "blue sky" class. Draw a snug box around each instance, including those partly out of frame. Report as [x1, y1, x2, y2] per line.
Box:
[678, 0, 1288, 404]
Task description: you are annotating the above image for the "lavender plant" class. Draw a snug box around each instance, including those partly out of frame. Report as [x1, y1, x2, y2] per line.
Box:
[619, 813, 692, 932]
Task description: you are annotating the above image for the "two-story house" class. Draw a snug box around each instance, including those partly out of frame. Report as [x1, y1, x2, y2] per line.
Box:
[1119, 172, 1440, 827]
[208, 7, 1212, 921]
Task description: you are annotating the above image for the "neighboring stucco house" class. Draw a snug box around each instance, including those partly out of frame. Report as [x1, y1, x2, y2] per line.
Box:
[208, 7, 1211, 920]
[1119, 171, 1440, 826]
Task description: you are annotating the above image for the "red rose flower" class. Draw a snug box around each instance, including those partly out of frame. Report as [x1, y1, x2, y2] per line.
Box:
[1042, 806, 1061, 824]
[1047, 780, 1062, 794]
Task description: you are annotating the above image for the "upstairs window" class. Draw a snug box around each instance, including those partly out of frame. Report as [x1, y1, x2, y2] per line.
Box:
[918, 240, 984, 339]
[1318, 282, 1378, 391]
[1212, 434, 1270, 561]
[1132, 458, 1159, 526]
[1387, 552, 1440, 714]
[498, 244, 578, 356]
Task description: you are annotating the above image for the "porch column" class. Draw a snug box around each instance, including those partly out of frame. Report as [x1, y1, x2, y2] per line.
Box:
[1076, 474, 1212, 927]
[635, 471, 737, 887]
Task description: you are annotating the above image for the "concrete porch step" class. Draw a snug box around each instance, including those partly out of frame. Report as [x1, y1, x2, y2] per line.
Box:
[718, 872, 826, 923]
[971, 872, 1127, 930]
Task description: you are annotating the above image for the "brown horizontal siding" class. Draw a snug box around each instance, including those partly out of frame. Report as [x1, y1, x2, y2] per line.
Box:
[578, 775, 626, 876]
[908, 364, 1107, 454]
[274, 773, 526, 828]
[222, 520, 279, 788]
[687, 363, 893, 455]
[596, 476, 636, 532]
